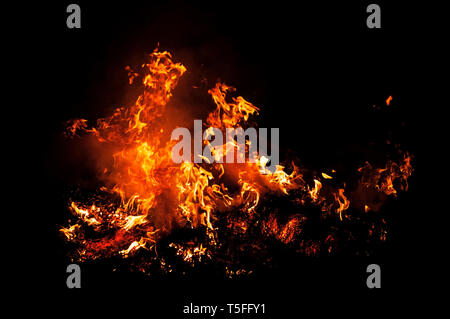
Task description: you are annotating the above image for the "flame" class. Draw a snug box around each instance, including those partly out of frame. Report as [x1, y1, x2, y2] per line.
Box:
[334, 189, 350, 220]
[321, 172, 333, 179]
[358, 154, 412, 196]
[169, 242, 208, 263]
[309, 179, 322, 202]
[60, 48, 413, 274]
[386, 95, 393, 106]
[206, 82, 259, 129]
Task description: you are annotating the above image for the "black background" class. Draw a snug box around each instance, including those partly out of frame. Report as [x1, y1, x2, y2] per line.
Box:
[9, 0, 435, 315]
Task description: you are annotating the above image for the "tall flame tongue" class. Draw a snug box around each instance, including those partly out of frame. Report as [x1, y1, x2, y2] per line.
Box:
[61, 49, 413, 274]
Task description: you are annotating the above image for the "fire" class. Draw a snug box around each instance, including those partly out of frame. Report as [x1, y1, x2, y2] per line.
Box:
[358, 154, 412, 196]
[386, 95, 393, 106]
[206, 82, 259, 129]
[176, 162, 217, 229]
[321, 172, 333, 179]
[309, 179, 322, 202]
[334, 189, 350, 220]
[60, 48, 413, 274]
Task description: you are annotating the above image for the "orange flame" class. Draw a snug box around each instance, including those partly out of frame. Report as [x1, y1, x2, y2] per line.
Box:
[386, 95, 393, 106]
[60, 49, 413, 272]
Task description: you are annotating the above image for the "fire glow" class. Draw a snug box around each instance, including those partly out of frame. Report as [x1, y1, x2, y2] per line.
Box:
[60, 49, 413, 276]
